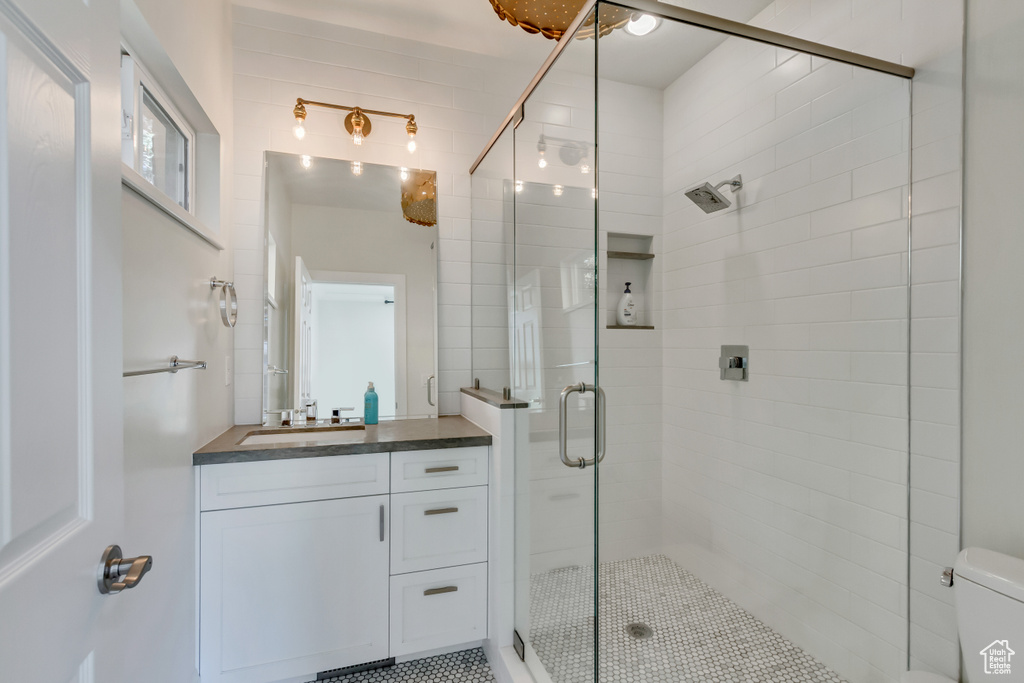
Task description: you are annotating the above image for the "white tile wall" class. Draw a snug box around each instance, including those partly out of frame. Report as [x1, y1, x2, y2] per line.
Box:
[230, 7, 537, 423]
[653, 2, 963, 680]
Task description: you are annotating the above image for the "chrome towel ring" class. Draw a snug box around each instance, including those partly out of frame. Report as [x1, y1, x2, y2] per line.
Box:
[210, 277, 237, 328]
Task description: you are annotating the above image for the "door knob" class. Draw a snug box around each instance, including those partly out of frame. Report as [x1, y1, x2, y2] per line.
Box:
[98, 545, 153, 595]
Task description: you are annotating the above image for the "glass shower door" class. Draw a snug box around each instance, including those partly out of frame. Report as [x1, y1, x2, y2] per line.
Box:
[512, 13, 600, 682]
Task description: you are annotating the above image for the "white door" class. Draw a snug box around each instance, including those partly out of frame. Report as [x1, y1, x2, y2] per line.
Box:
[293, 255, 313, 409]
[0, 0, 125, 681]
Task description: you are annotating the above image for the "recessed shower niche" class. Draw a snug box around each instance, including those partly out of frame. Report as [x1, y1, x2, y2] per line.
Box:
[604, 232, 655, 329]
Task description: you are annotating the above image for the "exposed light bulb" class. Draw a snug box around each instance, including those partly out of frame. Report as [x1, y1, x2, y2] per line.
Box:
[400, 167, 409, 181]
[580, 163, 591, 174]
[351, 160, 363, 176]
[293, 119, 306, 140]
[352, 130, 364, 146]
[407, 136, 417, 153]
[300, 154, 312, 169]
[515, 180, 524, 194]
[538, 155, 547, 169]
[553, 184, 564, 197]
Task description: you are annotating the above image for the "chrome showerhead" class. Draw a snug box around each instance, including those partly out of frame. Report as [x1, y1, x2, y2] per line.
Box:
[684, 174, 743, 213]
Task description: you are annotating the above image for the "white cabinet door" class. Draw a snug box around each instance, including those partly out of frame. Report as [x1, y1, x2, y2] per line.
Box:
[200, 495, 390, 683]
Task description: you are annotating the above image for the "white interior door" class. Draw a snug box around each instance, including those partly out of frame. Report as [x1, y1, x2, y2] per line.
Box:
[293, 256, 313, 409]
[0, 0, 124, 681]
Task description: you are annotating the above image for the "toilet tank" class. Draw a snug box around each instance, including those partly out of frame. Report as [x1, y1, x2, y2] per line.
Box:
[954, 547, 1024, 681]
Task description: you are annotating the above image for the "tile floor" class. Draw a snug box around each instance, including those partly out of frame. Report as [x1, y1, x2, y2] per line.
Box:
[529, 555, 848, 683]
[310, 648, 496, 683]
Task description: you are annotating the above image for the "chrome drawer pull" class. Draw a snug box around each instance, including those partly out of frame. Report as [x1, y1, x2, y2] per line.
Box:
[425, 465, 459, 474]
[424, 585, 458, 596]
[424, 507, 458, 516]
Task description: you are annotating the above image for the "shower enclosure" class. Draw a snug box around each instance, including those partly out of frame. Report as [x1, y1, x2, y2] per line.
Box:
[470, 2, 915, 681]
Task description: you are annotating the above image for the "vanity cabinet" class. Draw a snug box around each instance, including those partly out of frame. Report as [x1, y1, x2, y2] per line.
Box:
[197, 445, 488, 683]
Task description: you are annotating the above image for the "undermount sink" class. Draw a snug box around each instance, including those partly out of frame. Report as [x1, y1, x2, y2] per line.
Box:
[239, 425, 366, 447]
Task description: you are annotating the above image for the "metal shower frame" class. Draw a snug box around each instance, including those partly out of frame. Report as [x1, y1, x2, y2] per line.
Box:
[470, 0, 914, 175]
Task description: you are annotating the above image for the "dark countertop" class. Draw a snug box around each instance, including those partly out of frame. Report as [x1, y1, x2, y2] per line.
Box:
[193, 416, 493, 466]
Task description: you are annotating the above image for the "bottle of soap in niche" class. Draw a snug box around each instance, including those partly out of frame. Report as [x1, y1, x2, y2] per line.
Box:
[364, 382, 379, 425]
[616, 282, 637, 326]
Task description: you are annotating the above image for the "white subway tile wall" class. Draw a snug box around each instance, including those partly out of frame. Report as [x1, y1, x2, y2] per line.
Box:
[654, 1, 962, 680]
[661, 23, 911, 683]
[231, 7, 537, 423]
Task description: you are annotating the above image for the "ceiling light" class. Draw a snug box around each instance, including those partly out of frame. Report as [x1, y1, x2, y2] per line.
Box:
[351, 161, 363, 176]
[553, 184, 563, 197]
[625, 14, 661, 36]
[538, 156, 547, 169]
[515, 180, 524, 193]
[580, 163, 591, 174]
[300, 154, 312, 169]
[400, 167, 409, 181]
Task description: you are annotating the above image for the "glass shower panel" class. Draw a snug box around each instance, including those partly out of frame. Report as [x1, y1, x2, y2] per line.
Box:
[470, 124, 515, 394]
[512, 14, 599, 683]
[595, 5, 911, 682]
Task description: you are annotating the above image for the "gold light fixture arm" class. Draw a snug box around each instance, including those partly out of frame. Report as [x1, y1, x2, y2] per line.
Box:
[295, 98, 416, 124]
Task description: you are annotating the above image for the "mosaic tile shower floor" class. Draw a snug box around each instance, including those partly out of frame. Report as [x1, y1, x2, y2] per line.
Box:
[529, 555, 848, 683]
[311, 648, 496, 683]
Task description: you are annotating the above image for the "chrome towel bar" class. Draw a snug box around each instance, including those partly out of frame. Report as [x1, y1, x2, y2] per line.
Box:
[123, 356, 208, 377]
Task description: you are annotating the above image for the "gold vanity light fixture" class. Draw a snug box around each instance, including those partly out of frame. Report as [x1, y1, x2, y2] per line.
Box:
[487, 0, 636, 40]
[292, 98, 418, 152]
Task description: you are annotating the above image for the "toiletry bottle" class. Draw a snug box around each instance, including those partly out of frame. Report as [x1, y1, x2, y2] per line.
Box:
[616, 282, 636, 326]
[364, 382, 379, 425]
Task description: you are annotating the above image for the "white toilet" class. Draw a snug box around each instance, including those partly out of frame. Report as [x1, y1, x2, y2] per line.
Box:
[902, 546, 1024, 683]
[953, 547, 1024, 681]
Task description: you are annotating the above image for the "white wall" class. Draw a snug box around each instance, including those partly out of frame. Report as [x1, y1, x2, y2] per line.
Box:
[231, 7, 537, 422]
[119, 0, 234, 681]
[655, 1, 964, 680]
[962, 3, 1024, 560]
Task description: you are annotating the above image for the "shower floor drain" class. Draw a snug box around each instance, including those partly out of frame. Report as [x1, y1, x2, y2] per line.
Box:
[625, 622, 653, 640]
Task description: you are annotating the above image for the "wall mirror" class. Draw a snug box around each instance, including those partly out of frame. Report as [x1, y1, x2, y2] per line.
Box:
[261, 152, 439, 424]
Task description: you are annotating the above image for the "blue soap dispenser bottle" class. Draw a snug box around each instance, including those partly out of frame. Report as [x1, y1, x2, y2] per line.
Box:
[364, 382, 379, 425]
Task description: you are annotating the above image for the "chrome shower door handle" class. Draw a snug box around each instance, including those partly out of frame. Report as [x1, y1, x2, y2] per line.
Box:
[558, 382, 606, 469]
[427, 375, 435, 407]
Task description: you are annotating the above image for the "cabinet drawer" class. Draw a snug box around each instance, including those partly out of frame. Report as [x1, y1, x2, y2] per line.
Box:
[391, 487, 488, 574]
[200, 453, 388, 511]
[389, 563, 487, 657]
[390, 447, 488, 493]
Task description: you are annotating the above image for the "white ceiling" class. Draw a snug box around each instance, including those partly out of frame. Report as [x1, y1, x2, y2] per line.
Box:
[233, 0, 775, 89]
[268, 152, 410, 213]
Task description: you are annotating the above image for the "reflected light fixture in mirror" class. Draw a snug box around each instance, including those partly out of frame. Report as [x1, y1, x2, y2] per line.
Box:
[290, 98, 418, 152]
[351, 160, 363, 176]
[300, 154, 312, 169]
